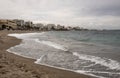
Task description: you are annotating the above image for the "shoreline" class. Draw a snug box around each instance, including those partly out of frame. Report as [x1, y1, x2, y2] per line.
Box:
[0, 30, 93, 78]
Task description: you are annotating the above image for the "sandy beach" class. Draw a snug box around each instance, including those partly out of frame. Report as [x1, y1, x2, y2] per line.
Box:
[0, 30, 93, 78]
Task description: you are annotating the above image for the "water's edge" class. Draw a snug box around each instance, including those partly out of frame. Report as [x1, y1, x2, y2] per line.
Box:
[7, 33, 98, 78]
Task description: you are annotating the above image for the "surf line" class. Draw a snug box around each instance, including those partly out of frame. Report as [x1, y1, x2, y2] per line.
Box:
[34, 39, 68, 51]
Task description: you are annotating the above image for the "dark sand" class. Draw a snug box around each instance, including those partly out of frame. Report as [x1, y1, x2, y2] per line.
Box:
[0, 30, 94, 78]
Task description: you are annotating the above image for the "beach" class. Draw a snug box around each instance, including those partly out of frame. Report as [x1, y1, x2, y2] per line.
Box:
[0, 30, 93, 78]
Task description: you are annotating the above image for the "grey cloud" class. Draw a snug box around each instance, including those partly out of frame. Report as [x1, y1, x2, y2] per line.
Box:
[0, 0, 120, 29]
[86, 4, 120, 16]
[70, 0, 120, 16]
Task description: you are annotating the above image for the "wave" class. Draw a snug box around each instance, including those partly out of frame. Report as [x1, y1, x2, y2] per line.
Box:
[35, 39, 68, 51]
[73, 52, 120, 70]
[7, 32, 120, 78]
[7, 47, 35, 60]
[8, 32, 67, 51]
[8, 32, 45, 39]
[77, 70, 120, 78]
[34, 56, 102, 78]
[77, 70, 120, 75]
[76, 70, 106, 78]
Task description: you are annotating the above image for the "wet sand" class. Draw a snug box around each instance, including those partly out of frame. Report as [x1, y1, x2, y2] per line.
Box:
[0, 30, 94, 78]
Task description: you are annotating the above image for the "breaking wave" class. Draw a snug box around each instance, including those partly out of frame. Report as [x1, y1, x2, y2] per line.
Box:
[35, 39, 68, 51]
[7, 32, 120, 78]
[73, 52, 120, 70]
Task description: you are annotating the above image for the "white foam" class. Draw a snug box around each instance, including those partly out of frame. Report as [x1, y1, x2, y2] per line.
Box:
[7, 32, 46, 60]
[34, 55, 46, 63]
[73, 52, 120, 70]
[7, 48, 34, 60]
[7, 48, 97, 78]
[35, 39, 68, 51]
[7, 32, 120, 78]
[77, 70, 120, 78]
[8, 32, 45, 39]
[34, 59, 99, 78]
[8, 32, 67, 51]
[83, 64, 96, 67]
[7, 47, 117, 78]
[76, 70, 106, 78]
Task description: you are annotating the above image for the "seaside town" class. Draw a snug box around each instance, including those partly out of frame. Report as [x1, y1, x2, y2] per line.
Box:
[0, 0, 120, 78]
[0, 19, 88, 31]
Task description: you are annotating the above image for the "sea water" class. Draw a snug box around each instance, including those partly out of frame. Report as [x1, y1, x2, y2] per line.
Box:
[7, 30, 120, 78]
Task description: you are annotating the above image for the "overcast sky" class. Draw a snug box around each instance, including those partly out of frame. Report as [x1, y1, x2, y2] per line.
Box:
[0, 0, 120, 29]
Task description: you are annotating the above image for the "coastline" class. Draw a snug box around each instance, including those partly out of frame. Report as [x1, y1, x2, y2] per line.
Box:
[0, 30, 93, 78]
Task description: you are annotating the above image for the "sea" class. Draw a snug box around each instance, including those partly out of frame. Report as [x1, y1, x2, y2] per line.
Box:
[7, 30, 120, 78]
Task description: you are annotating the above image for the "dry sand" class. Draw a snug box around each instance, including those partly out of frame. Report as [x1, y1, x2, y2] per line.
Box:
[0, 30, 94, 78]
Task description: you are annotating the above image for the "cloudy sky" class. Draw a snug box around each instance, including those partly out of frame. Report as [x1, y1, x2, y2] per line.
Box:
[0, 0, 120, 29]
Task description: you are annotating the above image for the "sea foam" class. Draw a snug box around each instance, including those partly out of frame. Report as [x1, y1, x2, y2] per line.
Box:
[8, 32, 68, 51]
[8, 32, 45, 39]
[73, 52, 120, 70]
[7, 32, 120, 78]
[35, 39, 68, 51]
